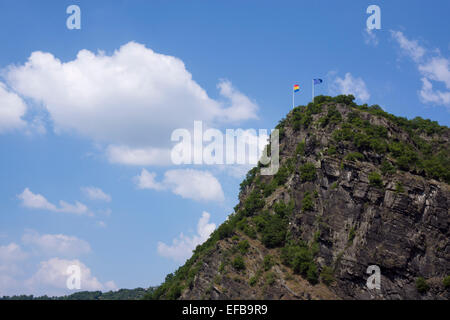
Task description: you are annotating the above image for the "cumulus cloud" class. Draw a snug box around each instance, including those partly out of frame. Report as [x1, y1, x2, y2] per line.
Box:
[106, 145, 172, 166]
[135, 169, 164, 190]
[25, 258, 117, 296]
[81, 186, 111, 202]
[391, 30, 450, 108]
[135, 169, 224, 202]
[0, 82, 27, 133]
[331, 73, 370, 102]
[22, 230, 91, 257]
[157, 212, 216, 262]
[390, 30, 426, 62]
[17, 188, 90, 215]
[0, 243, 28, 273]
[6, 42, 258, 165]
[0, 236, 113, 297]
[0, 243, 28, 295]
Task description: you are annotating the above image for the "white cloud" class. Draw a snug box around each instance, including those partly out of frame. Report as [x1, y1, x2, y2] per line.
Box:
[81, 186, 111, 202]
[419, 77, 450, 106]
[216, 80, 258, 122]
[331, 72, 370, 102]
[0, 243, 28, 295]
[135, 168, 224, 202]
[0, 243, 27, 273]
[418, 57, 450, 89]
[22, 230, 91, 257]
[157, 211, 216, 262]
[0, 237, 112, 297]
[25, 258, 116, 296]
[390, 30, 426, 62]
[0, 82, 27, 133]
[391, 30, 450, 108]
[135, 169, 165, 190]
[106, 145, 172, 166]
[17, 188, 90, 215]
[363, 28, 379, 47]
[6, 42, 258, 165]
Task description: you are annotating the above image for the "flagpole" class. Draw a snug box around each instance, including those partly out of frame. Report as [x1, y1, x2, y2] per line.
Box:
[312, 79, 314, 103]
[292, 88, 294, 109]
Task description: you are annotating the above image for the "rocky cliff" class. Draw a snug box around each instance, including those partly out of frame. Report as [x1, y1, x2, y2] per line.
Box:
[148, 95, 450, 300]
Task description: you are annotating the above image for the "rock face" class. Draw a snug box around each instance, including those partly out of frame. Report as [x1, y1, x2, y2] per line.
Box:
[151, 96, 449, 300]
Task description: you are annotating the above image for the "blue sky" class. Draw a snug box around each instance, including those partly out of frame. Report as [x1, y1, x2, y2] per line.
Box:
[0, 0, 449, 296]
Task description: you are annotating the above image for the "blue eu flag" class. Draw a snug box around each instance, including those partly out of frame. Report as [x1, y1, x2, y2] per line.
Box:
[313, 79, 323, 85]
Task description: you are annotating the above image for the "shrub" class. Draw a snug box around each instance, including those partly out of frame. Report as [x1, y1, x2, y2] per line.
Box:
[274, 165, 290, 185]
[240, 167, 258, 192]
[273, 200, 294, 218]
[249, 276, 257, 286]
[301, 192, 314, 211]
[319, 105, 342, 127]
[306, 263, 319, 284]
[237, 240, 250, 254]
[443, 275, 450, 288]
[395, 182, 404, 194]
[296, 141, 306, 156]
[232, 256, 246, 271]
[263, 255, 275, 271]
[217, 223, 234, 240]
[320, 266, 335, 286]
[261, 215, 287, 248]
[345, 152, 364, 162]
[243, 225, 257, 239]
[327, 145, 337, 155]
[265, 272, 276, 285]
[299, 163, 316, 182]
[368, 171, 383, 188]
[348, 227, 356, 243]
[242, 190, 265, 216]
[416, 277, 429, 293]
[381, 160, 396, 175]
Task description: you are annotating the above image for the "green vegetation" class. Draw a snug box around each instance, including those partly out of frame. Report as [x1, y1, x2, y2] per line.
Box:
[344, 152, 364, 162]
[281, 241, 319, 284]
[249, 276, 258, 287]
[263, 255, 275, 271]
[237, 218, 257, 239]
[348, 227, 356, 243]
[263, 164, 294, 197]
[301, 192, 314, 212]
[237, 240, 250, 254]
[254, 210, 288, 248]
[415, 277, 429, 293]
[299, 163, 316, 182]
[443, 275, 450, 288]
[232, 255, 246, 271]
[395, 182, 405, 194]
[368, 171, 383, 188]
[380, 160, 396, 175]
[147, 95, 449, 300]
[240, 167, 258, 192]
[319, 105, 342, 127]
[265, 272, 276, 285]
[242, 190, 265, 217]
[327, 145, 337, 155]
[320, 266, 335, 286]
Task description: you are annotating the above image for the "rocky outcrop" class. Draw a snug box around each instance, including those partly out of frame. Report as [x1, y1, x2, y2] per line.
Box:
[153, 96, 449, 300]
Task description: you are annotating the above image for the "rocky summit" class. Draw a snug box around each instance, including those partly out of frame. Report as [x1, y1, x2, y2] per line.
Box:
[146, 95, 450, 300]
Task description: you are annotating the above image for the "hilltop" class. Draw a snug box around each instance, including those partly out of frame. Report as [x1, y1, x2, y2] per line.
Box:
[147, 95, 449, 300]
